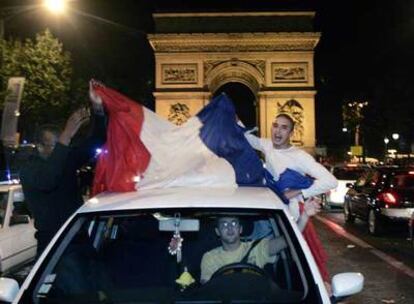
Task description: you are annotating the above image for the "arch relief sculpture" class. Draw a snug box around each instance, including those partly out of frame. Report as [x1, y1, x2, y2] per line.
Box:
[277, 99, 305, 146]
[205, 60, 264, 94]
[167, 103, 192, 125]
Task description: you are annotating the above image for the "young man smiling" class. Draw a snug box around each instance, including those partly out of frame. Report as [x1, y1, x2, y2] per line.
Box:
[244, 113, 337, 286]
[245, 114, 337, 224]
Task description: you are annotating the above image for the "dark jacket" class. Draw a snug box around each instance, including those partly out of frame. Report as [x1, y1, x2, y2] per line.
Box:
[20, 115, 106, 254]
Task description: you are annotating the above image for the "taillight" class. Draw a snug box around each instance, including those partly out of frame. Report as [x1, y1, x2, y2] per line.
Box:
[377, 192, 399, 206]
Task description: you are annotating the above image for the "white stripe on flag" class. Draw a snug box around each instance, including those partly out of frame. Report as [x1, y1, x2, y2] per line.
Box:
[137, 108, 236, 189]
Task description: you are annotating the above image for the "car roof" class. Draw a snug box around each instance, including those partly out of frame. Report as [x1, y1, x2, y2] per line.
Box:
[373, 166, 407, 174]
[0, 183, 21, 193]
[333, 164, 370, 169]
[80, 186, 285, 214]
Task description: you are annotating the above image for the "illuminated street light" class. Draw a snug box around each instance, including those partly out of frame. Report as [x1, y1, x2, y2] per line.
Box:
[384, 137, 390, 160]
[1, 1, 64, 39]
[43, 0, 66, 14]
[392, 133, 400, 140]
[342, 127, 348, 132]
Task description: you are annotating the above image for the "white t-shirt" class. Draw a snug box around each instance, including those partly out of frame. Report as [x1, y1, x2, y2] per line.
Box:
[245, 133, 337, 219]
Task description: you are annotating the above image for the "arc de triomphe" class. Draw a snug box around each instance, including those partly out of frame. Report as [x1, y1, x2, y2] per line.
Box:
[149, 12, 320, 151]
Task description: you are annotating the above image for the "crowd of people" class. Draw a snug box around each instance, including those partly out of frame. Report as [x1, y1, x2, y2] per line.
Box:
[19, 80, 338, 292]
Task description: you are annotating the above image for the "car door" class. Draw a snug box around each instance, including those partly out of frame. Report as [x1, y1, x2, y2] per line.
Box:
[0, 187, 36, 273]
[352, 170, 380, 219]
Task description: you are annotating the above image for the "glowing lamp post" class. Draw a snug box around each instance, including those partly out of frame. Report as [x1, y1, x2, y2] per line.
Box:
[384, 137, 390, 159]
[43, 0, 66, 14]
[1, 1, 65, 39]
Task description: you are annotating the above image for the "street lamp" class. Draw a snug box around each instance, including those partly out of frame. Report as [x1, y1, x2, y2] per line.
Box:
[0, 2, 64, 39]
[392, 133, 400, 140]
[43, 0, 66, 14]
[384, 137, 390, 159]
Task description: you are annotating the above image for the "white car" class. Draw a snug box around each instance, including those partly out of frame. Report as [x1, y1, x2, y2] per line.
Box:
[0, 187, 363, 303]
[0, 184, 36, 275]
[325, 164, 369, 208]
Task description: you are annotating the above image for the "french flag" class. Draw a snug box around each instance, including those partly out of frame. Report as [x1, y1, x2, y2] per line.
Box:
[91, 83, 266, 195]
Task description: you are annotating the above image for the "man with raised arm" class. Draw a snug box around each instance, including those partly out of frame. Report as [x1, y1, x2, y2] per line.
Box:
[20, 81, 106, 256]
[244, 113, 337, 286]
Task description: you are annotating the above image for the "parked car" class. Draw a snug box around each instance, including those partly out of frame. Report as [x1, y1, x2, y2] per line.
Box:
[0, 186, 363, 303]
[0, 183, 36, 275]
[323, 164, 369, 209]
[344, 167, 414, 235]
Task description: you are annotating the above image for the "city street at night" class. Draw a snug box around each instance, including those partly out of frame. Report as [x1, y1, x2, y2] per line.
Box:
[1, 1, 414, 303]
[315, 209, 414, 303]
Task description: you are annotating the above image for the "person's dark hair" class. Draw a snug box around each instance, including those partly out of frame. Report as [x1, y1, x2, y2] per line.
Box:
[34, 124, 61, 144]
[275, 113, 295, 131]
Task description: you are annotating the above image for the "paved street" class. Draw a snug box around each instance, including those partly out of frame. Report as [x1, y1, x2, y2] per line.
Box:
[315, 209, 414, 304]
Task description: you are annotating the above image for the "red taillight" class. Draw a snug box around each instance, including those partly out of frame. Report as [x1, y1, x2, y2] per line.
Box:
[377, 192, 399, 205]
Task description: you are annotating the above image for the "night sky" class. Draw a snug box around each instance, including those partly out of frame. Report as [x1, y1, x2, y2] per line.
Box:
[1, 0, 414, 159]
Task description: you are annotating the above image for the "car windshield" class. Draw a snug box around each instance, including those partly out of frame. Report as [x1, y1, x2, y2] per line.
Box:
[333, 167, 366, 180]
[391, 173, 414, 188]
[22, 208, 321, 304]
[0, 191, 9, 226]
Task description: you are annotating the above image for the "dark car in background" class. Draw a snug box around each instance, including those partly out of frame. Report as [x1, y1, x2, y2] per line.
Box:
[344, 167, 414, 235]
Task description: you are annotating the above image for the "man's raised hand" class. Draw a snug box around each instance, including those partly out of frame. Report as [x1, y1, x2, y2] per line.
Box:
[59, 108, 90, 146]
[303, 196, 322, 217]
[89, 79, 105, 115]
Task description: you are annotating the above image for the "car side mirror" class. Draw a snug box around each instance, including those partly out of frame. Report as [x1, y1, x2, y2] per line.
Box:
[331, 272, 364, 301]
[345, 183, 354, 189]
[0, 277, 19, 303]
[10, 214, 30, 226]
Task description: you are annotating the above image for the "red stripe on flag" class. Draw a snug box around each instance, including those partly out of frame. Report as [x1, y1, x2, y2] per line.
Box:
[91, 83, 151, 194]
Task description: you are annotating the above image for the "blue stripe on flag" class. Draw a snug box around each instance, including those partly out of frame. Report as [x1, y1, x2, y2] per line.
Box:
[196, 93, 264, 186]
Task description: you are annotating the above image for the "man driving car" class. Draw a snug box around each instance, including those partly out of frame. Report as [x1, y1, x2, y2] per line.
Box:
[200, 216, 287, 284]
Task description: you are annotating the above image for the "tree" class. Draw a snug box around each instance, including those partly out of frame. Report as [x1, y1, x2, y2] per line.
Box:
[342, 101, 368, 146]
[0, 29, 82, 140]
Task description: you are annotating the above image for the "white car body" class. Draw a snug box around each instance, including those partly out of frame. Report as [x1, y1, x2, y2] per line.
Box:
[0, 184, 36, 274]
[326, 165, 369, 207]
[327, 179, 356, 206]
[1, 187, 362, 303]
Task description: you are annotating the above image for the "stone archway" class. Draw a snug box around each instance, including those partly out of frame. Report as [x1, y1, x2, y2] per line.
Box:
[214, 82, 257, 129]
[208, 61, 262, 129]
[206, 60, 263, 94]
[149, 12, 319, 151]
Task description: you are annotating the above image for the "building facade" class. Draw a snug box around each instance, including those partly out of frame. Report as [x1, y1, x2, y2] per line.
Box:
[149, 12, 320, 150]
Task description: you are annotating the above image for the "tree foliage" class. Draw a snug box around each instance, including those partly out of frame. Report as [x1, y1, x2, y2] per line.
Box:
[0, 29, 82, 139]
[342, 101, 368, 131]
